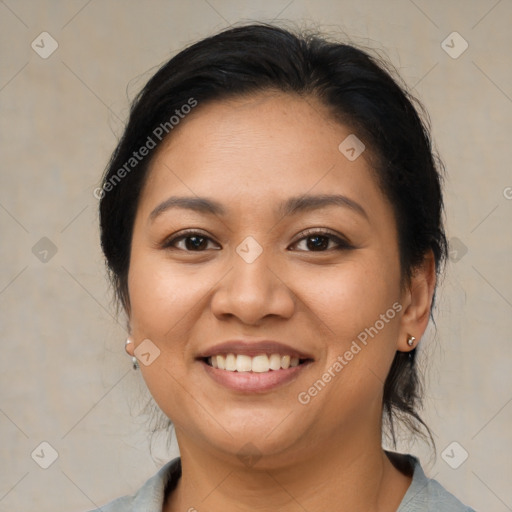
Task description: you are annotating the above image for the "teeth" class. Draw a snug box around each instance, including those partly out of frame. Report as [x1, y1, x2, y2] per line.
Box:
[208, 353, 304, 372]
[225, 353, 236, 371]
[251, 354, 269, 373]
[269, 353, 281, 370]
[236, 354, 252, 372]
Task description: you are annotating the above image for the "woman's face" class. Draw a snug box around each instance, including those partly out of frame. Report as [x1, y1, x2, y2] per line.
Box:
[127, 92, 426, 466]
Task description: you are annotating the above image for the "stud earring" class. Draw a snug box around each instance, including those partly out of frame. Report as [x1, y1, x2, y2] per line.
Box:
[125, 339, 139, 370]
[407, 335, 416, 347]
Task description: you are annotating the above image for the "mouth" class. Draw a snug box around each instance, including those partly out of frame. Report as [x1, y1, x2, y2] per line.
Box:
[196, 340, 314, 393]
[201, 353, 313, 372]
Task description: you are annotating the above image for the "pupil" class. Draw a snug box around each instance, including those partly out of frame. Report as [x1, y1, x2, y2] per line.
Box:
[307, 235, 328, 251]
[186, 236, 207, 250]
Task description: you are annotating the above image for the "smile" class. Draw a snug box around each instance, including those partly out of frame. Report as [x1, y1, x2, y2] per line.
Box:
[206, 353, 310, 373]
[200, 354, 313, 393]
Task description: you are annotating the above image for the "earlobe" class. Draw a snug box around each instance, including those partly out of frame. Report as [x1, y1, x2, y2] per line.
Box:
[125, 338, 134, 356]
[397, 250, 436, 352]
[125, 338, 140, 370]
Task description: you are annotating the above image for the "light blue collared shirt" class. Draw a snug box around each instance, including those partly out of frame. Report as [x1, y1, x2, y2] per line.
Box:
[87, 454, 477, 511]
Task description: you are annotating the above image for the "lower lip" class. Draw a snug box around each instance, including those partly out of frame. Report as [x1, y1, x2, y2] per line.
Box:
[199, 360, 312, 393]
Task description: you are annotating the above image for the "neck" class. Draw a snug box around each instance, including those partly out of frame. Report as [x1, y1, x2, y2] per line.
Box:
[164, 429, 412, 512]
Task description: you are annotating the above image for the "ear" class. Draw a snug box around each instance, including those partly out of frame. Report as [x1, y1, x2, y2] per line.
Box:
[397, 249, 437, 352]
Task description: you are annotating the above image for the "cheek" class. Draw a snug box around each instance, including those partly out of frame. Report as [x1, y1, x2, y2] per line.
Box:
[296, 253, 402, 391]
[127, 253, 204, 341]
[126, 253, 206, 425]
[294, 253, 401, 336]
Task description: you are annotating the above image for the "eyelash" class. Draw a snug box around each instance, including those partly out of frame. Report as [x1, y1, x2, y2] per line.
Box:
[161, 228, 353, 252]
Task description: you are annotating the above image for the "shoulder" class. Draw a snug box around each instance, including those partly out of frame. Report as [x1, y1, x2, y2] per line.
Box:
[396, 453, 477, 512]
[84, 457, 181, 512]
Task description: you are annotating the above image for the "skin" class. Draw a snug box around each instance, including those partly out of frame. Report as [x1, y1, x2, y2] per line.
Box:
[125, 91, 436, 512]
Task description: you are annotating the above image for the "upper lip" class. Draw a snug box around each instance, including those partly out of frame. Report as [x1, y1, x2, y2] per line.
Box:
[196, 340, 314, 360]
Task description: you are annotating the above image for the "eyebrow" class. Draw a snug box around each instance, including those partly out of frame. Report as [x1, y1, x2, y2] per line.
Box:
[149, 193, 368, 222]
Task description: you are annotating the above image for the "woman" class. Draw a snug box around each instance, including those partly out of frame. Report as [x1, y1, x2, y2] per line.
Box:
[92, 23, 476, 512]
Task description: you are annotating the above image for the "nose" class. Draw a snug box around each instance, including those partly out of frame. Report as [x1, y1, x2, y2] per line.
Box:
[210, 243, 295, 325]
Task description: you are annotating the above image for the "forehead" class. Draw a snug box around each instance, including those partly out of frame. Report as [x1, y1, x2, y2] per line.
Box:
[138, 92, 389, 223]
[163, 91, 345, 155]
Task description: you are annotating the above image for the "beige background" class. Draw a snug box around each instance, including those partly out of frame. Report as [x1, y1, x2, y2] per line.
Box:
[1, 1, 511, 511]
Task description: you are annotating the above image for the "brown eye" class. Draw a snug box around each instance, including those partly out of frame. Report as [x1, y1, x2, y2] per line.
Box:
[163, 231, 220, 251]
[291, 229, 352, 252]
[305, 234, 330, 251]
[183, 235, 209, 251]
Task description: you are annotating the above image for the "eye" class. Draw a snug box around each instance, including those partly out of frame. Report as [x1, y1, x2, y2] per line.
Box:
[162, 228, 352, 253]
[162, 230, 220, 251]
[290, 228, 352, 252]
